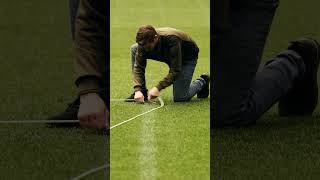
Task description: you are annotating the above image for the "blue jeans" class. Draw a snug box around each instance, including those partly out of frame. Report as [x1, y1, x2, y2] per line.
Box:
[212, 0, 306, 127]
[130, 43, 204, 102]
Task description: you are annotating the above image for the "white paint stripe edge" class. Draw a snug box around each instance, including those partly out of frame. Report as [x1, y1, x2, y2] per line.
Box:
[110, 97, 164, 130]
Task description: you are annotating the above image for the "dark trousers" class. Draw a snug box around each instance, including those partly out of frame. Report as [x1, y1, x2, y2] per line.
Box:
[212, 0, 305, 127]
[69, 0, 79, 40]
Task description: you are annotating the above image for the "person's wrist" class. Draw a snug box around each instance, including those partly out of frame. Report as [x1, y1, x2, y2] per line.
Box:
[134, 85, 142, 92]
[80, 92, 99, 103]
[77, 77, 101, 95]
[155, 85, 162, 91]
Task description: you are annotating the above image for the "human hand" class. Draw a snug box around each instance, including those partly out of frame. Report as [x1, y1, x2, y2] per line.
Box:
[148, 87, 160, 100]
[134, 91, 145, 103]
[78, 93, 109, 129]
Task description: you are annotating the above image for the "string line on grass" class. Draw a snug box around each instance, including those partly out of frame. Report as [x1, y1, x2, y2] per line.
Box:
[70, 164, 109, 180]
[110, 99, 158, 104]
[110, 97, 164, 130]
[71, 97, 164, 180]
[0, 98, 164, 180]
[0, 120, 79, 123]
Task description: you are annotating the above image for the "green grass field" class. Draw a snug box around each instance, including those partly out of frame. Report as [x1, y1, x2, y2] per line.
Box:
[212, 1, 320, 179]
[110, 0, 210, 179]
[0, 1, 107, 179]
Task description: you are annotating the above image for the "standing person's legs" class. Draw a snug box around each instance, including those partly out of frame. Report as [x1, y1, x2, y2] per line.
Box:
[212, 0, 306, 127]
[69, 0, 80, 40]
[173, 59, 205, 102]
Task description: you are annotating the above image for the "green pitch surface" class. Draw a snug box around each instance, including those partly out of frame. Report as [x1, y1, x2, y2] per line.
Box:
[0, 1, 107, 179]
[212, 0, 320, 179]
[110, 0, 210, 179]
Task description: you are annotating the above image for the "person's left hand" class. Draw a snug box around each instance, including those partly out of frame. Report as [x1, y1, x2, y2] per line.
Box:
[78, 93, 109, 129]
[148, 87, 160, 100]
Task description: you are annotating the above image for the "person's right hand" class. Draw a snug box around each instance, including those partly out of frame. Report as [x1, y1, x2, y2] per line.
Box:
[134, 91, 145, 103]
[78, 93, 109, 129]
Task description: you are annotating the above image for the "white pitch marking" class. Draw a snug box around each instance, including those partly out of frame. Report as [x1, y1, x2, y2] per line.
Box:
[139, 105, 157, 180]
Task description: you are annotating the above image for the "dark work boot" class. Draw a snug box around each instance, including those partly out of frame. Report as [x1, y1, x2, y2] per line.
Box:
[197, 74, 210, 98]
[47, 98, 80, 128]
[278, 38, 320, 116]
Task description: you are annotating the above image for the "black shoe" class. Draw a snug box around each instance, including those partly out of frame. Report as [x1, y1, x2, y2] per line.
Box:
[197, 74, 210, 98]
[47, 98, 80, 128]
[278, 37, 320, 116]
[125, 89, 148, 102]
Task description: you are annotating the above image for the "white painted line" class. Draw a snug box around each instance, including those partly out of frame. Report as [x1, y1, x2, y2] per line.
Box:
[70, 164, 109, 180]
[110, 97, 164, 130]
[139, 106, 157, 179]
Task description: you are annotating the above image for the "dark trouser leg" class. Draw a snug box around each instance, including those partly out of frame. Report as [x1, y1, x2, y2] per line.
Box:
[173, 59, 204, 102]
[69, 0, 80, 40]
[212, 0, 305, 127]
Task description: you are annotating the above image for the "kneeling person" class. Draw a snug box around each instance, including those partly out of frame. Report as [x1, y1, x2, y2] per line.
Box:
[127, 25, 209, 103]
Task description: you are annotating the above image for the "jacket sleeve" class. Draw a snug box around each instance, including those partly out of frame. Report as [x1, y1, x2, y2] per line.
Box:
[132, 45, 147, 92]
[156, 37, 182, 91]
[73, 0, 108, 95]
